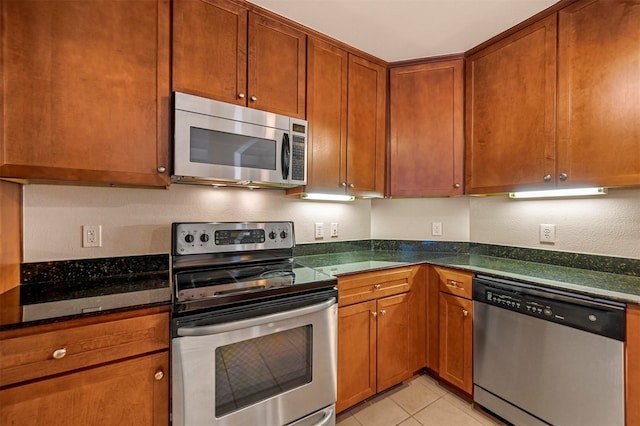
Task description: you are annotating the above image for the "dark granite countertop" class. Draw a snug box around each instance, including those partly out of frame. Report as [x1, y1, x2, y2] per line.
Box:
[0, 255, 171, 331]
[3, 244, 638, 331]
[295, 250, 640, 304]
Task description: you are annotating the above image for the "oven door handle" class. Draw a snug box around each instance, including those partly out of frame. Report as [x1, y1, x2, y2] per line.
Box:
[177, 297, 336, 336]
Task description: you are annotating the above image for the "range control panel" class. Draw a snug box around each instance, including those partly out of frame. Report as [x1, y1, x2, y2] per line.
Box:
[173, 221, 294, 255]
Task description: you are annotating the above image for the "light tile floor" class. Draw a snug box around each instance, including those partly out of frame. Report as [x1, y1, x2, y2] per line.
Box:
[336, 374, 504, 426]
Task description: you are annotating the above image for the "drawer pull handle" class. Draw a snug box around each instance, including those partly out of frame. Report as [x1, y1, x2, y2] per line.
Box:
[449, 280, 458, 287]
[154, 370, 164, 381]
[463, 310, 469, 317]
[371, 311, 377, 317]
[374, 284, 381, 289]
[52, 348, 67, 360]
[380, 309, 387, 316]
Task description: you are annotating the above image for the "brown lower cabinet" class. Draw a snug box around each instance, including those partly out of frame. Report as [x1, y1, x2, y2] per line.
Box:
[627, 304, 640, 426]
[336, 266, 424, 413]
[427, 266, 474, 395]
[0, 306, 169, 425]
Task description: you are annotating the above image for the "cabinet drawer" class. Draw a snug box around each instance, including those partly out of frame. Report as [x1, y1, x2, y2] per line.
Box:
[338, 267, 412, 306]
[0, 311, 169, 387]
[434, 266, 474, 299]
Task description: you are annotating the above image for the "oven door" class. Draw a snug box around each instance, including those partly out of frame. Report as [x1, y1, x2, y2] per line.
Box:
[172, 294, 337, 426]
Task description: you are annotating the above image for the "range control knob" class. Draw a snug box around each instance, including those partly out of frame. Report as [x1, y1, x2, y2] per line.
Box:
[184, 234, 195, 243]
[269, 231, 277, 240]
[200, 234, 210, 243]
[280, 230, 288, 239]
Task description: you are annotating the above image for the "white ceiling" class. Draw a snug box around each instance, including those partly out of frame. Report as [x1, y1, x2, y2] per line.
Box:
[248, 0, 559, 62]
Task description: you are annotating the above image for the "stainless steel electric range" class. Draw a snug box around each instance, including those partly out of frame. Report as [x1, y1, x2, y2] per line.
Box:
[170, 221, 338, 426]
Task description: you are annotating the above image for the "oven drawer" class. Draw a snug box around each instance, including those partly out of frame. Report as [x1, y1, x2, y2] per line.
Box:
[0, 310, 169, 387]
[338, 267, 412, 306]
[434, 266, 473, 299]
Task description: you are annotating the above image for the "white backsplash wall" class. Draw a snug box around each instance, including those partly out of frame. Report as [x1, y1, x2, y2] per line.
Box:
[23, 184, 371, 262]
[370, 197, 471, 241]
[469, 188, 640, 259]
[22, 184, 640, 262]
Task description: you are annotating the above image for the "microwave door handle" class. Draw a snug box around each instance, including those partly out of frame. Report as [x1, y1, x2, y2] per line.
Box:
[281, 133, 290, 180]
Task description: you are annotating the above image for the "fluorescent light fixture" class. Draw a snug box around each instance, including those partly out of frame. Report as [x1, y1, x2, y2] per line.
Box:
[301, 193, 355, 202]
[509, 187, 607, 199]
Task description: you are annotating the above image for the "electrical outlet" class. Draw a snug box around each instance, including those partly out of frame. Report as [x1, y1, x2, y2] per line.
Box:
[83, 225, 102, 248]
[540, 224, 556, 243]
[330, 223, 339, 237]
[314, 222, 324, 239]
[431, 222, 443, 236]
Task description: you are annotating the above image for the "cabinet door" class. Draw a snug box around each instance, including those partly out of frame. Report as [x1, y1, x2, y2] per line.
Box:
[439, 293, 473, 394]
[425, 267, 441, 373]
[304, 37, 348, 193]
[0, 352, 169, 426]
[408, 265, 426, 373]
[377, 293, 412, 392]
[0, 0, 170, 187]
[346, 55, 386, 197]
[337, 300, 377, 413]
[390, 60, 464, 196]
[172, 0, 247, 105]
[557, 0, 640, 188]
[248, 13, 306, 119]
[627, 304, 640, 426]
[466, 14, 557, 194]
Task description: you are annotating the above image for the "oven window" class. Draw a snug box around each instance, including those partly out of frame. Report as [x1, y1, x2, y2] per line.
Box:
[190, 127, 277, 170]
[215, 325, 313, 417]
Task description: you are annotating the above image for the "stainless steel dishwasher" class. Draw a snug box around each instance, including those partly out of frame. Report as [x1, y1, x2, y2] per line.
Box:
[473, 275, 626, 426]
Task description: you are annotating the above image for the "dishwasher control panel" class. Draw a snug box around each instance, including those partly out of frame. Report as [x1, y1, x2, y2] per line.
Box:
[474, 275, 625, 341]
[486, 290, 555, 317]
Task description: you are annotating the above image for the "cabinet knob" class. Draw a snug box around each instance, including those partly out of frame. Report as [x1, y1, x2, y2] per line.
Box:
[371, 311, 377, 317]
[154, 370, 164, 381]
[454, 183, 461, 189]
[449, 280, 458, 287]
[52, 348, 67, 360]
[250, 95, 257, 102]
[349, 183, 355, 188]
[380, 309, 387, 316]
[543, 174, 552, 182]
[463, 310, 469, 317]
[559, 173, 568, 181]
[374, 284, 381, 289]
[238, 93, 245, 99]
[157, 166, 166, 173]
[340, 182, 347, 187]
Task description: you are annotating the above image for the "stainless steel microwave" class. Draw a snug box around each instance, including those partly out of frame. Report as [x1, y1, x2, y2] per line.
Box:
[172, 92, 308, 188]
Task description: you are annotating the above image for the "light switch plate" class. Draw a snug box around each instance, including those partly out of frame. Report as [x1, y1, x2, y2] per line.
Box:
[314, 222, 324, 239]
[431, 222, 443, 236]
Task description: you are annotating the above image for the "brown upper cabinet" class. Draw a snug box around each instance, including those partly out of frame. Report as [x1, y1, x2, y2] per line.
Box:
[172, 0, 306, 119]
[0, 0, 171, 187]
[465, 14, 557, 194]
[304, 37, 349, 194]
[556, 0, 640, 188]
[389, 59, 464, 196]
[301, 38, 386, 197]
[466, 0, 640, 194]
